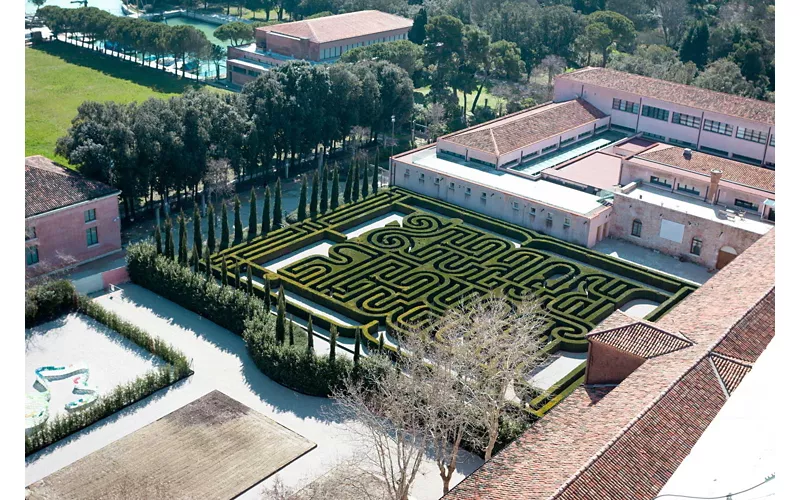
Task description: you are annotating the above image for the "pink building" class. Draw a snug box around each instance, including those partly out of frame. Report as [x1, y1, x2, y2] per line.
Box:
[554, 67, 775, 168]
[226, 10, 412, 86]
[25, 156, 122, 279]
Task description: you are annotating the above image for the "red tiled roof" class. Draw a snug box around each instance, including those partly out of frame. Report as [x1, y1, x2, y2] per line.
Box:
[447, 230, 775, 500]
[260, 11, 412, 44]
[710, 354, 752, 394]
[443, 99, 606, 156]
[712, 289, 776, 362]
[25, 156, 119, 218]
[588, 321, 692, 359]
[637, 146, 775, 193]
[558, 67, 774, 124]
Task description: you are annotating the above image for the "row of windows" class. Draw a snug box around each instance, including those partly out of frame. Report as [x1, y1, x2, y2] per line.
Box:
[631, 219, 702, 255]
[736, 127, 769, 144]
[641, 105, 669, 121]
[703, 119, 733, 136]
[26, 227, 99, 267]
[672, 112, 702, 129]
[25, 209, 97, 243]
[321, 32, 408, 59]
[612, 98, 639, 114]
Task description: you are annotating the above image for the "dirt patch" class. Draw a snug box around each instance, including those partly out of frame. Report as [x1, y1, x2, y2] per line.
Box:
[27, 390, 316, 500]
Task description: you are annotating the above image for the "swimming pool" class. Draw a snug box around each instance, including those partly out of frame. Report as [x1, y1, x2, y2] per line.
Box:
[512, 130, 630, 176]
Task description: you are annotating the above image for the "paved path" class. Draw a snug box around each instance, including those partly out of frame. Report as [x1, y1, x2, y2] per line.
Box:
[593, 237, 714, 285]
[25, 284, 482, 499]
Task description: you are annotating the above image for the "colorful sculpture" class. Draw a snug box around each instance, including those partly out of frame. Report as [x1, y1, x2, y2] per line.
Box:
[25, 364, 98, 431]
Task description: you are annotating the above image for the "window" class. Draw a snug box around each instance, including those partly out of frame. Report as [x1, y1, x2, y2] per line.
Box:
[404, 168, 410, 177]
[703, 119, 733, 136]
[731, 153, 761, 165]
[465, 187, 471, 196]
[511, 201, 519, 211]
[440, 150, 465, 160]
[522, 150, 539, 160]
[595, 124, 609, 132]
[690, 237, 702, 256]
[560, 136, 575, 145]
[448, 181, 455, 190]
[736, 127, 768, 144]
[677, 183, 700, 195]
[480, 192, 487, 203]
[770, 135, 775, 147]
[232, 65, 246, 75]
[642, 132, 666, 141]
[612, 98, 639, 114]
[650, 176, 670, 187]
[419, 173, 425, 182]
[85, 208, 96, 223]
[578, 131, 593, 139]
[668, 138, 697, 149]
[734, 199, 758, 211]
[631, 219, 642, 237]
[671, 112, 701, 129]
[545, 213, 553, 228]
[699, 146, 729, 157]
[529, 207, 536, 217]
[541, 144, 558, 154]
[471, 157, 495, 168]
[434, 177, 440, 186]
[563, 216, 571, 228]
[26, 226, 36, 241]
[641, 105, 669, 121]
[86, 227, 99, 246]
[26, 245, 39, 266]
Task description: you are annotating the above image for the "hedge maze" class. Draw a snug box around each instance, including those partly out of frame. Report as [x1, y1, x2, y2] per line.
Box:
[210, 187, 696, 360]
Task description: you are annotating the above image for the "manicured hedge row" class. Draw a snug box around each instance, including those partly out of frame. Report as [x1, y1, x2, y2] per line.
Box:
[25, 280, 78, 328]
[527, 361, 587, 418]
[25, 281, 192, 456]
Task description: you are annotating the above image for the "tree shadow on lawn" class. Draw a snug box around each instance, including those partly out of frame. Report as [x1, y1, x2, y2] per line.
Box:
[30, 42, 201, 95]
[106, 284, 347, 424]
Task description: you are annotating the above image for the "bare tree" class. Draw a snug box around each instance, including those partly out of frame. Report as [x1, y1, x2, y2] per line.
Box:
[653, 0, 689, 47]
[423, 103, 447, 142]
[203, 158, 233, 204]
[539, 55, 567, 87]
[260, 456, 390, 500]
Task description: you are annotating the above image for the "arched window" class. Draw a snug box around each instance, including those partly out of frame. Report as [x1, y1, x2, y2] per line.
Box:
[631, 219, 642, 237]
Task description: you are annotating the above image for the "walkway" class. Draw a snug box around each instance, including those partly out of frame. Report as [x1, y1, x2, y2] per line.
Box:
[25, 284, 482, 498]
[593, 238, 714, 285]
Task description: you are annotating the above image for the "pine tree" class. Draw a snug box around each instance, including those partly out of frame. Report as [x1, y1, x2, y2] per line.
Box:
[154, 226, 163, 255]
[247, 266, 253, 295]
[220, 203, 230, 250]
[204, 247, 212, 280]
[353, 328, 361, 367]
[233, 196, 243, 245]
[164, 217, 175, 261]
[330, 165, 340, 211]
[248, 187, 258, 241]
[343, 163, 353, 203]
[272, 179, 282, 230]
[679, 20, 710, 70]
[320, 166, 329, 214]
[221, 257, 229, 287]
[310, 170, 319, 219]
[372, 163, 379, 195]
[361, 162, 369, 199]
[306, 313, 314, 355]
[207, 204, 216, 253]
[193, 204, 203, 253]
[297, 175, 308, 221]
[329, 325, 337, 363]
[261, 186, 271, 236]
[264, 275, 272, 310]
[191, 245, 200, 273]
[275, 284, 286, 344]
[178, 212, 188, 266]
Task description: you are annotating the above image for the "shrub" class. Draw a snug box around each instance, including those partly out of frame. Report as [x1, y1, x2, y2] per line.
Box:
[25, 280, 77, 328]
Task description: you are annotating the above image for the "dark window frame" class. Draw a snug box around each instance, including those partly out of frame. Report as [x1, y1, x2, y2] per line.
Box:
[26, 245, 39, 266]
[702, 119, 733, 136]
[671, 112, 702, 129]
[690, 237, 702, 256]
[84, 208, 97, 223]
[641, 105, 669, 121]
[736, 127, 768, 144]
[86, 226, 99, 246]
[612, 98, 639, 114]
[631, 219, 642, 237]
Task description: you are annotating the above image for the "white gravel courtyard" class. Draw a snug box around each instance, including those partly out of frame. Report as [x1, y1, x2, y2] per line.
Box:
[24, 284, 482, 499]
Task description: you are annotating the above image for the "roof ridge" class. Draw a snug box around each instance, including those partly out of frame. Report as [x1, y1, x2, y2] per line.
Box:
[489, 130, 499, 155]
[709, 351, 755, 368]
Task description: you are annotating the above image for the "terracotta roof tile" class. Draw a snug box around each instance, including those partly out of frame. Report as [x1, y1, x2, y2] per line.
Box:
[444, 99, 606, 156]
[558, 67, 774, 124]
[712, 289, 775, 363]
[260, 11, 412, 44]
[709, 354, 752, 395]
[25, 156, 119, 218]
[637, 146, 775, 193]
[588, 321, 693, 359]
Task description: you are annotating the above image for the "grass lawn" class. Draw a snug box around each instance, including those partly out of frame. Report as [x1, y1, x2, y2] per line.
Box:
[415, 85, 507, 112]
[26, 42, 206, 165]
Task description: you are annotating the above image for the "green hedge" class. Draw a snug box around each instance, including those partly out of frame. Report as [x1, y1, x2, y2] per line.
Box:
[25, 281, 192, 456]
[25, 280, 77, 328]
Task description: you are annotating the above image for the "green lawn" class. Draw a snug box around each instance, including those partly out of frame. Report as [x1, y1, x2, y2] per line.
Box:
[415, 85, 507, 111]
[26, 42, 204, 164]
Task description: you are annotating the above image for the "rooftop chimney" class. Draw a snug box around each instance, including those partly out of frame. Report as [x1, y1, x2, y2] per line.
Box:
[709, 168, 723, 204]
[683, 148, 692, 160]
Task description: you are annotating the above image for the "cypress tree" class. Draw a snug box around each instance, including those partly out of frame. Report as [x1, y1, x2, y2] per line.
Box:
[247, 266, 253, 295]
[361, 162, 369, 199]
[178, 212, 188, 266]
[220, 203, 230, 250]
[310, 170, 319, 219]
[233, 195, 243, 245]
[297, 175, 308, 222]
[164, 217, 174, 261]
[351, 163, 360, 203]
[320, 166, 329, 214]
[306, 313, 314, 355]
[233, 261, 241, 289]
[261, 186, 271, 236]
[248, 187, 258, 241]
[288, 315, 295, 346]
[264, 275, 272, 310]
[207, 204, 216, 253]
[193, 204, 202, 253]
[353, 328, 361, 367]
[378, 331, 385, 354]
[372, 163, 379, 195]
[343, 163, 353, 203]
[275, 285, 286, 344]
[154, 226, 163, 255]
[330, 165, 340, 211]
[329, 325, 337, 363]
[204, 247, 212, 280]
[191, 245, 200, 273]
[220, 257, 229, 287]
[272, 179, 282, 230]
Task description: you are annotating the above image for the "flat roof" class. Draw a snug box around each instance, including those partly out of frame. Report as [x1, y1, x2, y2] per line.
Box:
[443, 99, 606, 156]
[620, 185, 773, 235]
[227, 58, 271, 72]
[558, 67, 774, 124]
[398, 147, 608, 215]
[542, 152, 622, 191]
[513, 129, 629, 175]
[258, 10, 412, 44]
[613, 136, 657, 155]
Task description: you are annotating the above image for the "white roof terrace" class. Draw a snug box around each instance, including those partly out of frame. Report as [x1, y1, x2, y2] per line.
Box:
[397, 146, 608, 216]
